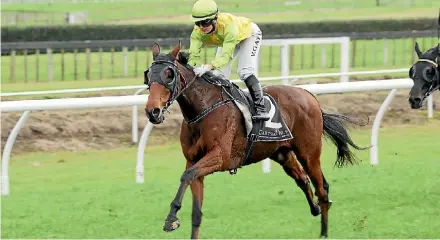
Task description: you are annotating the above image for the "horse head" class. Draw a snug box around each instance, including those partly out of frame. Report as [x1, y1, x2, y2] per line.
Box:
[408, 42, 440, 109]
[144, 41, 195, 124]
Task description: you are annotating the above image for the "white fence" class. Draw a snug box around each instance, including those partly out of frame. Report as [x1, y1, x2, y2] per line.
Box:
[1, 78, 429, 196]
[261, 37, 350, 83]
[0, 68, 405, 98]
[5, 37, 349, 83]
[3, 68, 433, 144]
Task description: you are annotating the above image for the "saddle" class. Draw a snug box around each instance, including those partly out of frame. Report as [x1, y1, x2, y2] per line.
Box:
[202, 72, 293, 140]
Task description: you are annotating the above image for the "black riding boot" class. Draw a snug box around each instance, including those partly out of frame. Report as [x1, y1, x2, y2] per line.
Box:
[244, 75, 270, 121]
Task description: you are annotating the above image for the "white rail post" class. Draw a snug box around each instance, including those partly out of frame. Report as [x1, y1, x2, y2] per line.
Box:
[321, 44, 327, 68]
[427, 95, 433, 118]
[340, 37, 350, 83]
[2, 111, 31, 195]
[136, 122, 154, 183]
[123, 46, 128, 77]
[47, 48, 53, 81]
[280, 44, 289, 84]
[383, 40, 388, 65]
[370, 89, 398, 165]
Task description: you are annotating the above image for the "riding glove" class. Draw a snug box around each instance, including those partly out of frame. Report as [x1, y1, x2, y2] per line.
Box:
[194, 64, 212, 77]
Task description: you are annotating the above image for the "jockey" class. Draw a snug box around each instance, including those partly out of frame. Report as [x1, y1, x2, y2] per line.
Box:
[188, 0, 270, 121]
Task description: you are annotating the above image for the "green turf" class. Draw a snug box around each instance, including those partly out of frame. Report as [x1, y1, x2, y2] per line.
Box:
[2, 122, 440, 238]
[2, 0, 439, 26]
[2, 37, 436, 87]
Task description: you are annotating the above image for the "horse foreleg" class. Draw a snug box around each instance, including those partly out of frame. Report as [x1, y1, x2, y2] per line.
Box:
[163, 161, 196, 232]
[163, 147, 222, 237]
[163, 175, 190, 232]
[190, 176, 204, 239]
[280, 151, 321, 216]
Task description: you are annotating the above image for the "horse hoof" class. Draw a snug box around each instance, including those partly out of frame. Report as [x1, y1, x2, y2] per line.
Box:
[311, 204, 321, 216]
[328, 200, 333, 210]
[163, 218, 180, 232]
[320, 235, 328, 239]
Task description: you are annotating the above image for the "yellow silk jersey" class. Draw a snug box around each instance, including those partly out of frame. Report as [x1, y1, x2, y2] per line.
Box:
[188, 12, 253, 69]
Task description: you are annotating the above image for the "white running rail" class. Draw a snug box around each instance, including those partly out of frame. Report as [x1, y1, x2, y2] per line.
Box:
[3, 68, 429, 145]
[1, 78, 424, 196]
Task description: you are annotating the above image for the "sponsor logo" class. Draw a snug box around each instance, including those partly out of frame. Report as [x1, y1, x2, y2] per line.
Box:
[251, 35, 261, 57]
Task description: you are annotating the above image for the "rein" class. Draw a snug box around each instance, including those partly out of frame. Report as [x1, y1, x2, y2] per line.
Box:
[427, 82, 440, 96]
[161, 74, 197, 114]
[181, 76, 235, 125]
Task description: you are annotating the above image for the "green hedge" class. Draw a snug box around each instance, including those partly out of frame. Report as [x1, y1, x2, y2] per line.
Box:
[2, 18, 437, 42]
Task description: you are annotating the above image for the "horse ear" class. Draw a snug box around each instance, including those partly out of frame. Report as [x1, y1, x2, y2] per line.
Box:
[414, 42, 422, 58]
[152, 42, 160, 60]
[170, 41, 181, 60]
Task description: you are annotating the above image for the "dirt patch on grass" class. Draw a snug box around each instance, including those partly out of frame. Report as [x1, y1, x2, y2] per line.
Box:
[2, 90, 439, 155]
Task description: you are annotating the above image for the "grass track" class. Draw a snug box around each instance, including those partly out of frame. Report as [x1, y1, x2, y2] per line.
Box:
[2, 122, 440, 238]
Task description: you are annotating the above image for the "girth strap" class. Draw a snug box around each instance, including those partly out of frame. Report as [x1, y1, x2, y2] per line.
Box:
[229, 121, 263, 175]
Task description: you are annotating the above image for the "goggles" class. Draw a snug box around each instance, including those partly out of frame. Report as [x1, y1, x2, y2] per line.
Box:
[195, 19, 213, 27]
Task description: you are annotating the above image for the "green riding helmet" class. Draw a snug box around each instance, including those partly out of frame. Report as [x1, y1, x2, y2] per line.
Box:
[191, 0, 219, 22]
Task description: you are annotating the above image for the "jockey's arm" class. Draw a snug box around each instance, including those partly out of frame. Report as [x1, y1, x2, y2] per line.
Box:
[188, 29, 203, 67]
[210, 23, 239, 69]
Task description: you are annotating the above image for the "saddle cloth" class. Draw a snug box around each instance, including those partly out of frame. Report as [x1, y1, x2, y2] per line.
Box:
[226, 82, 294, 142]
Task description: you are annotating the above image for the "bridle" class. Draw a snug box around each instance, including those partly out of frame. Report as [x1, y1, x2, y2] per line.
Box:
[144, 58, 234, 124]
[144, 59, 197, 115]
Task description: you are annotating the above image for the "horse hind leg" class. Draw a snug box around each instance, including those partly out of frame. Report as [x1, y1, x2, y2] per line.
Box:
[274, 150, 321, 216]
[297, 153, 332, 210]
[297, 154, 330, 238]
[322, 174, 333, 209]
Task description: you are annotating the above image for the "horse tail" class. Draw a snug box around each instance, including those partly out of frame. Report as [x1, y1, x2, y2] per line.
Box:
[322, 112, 369, 167]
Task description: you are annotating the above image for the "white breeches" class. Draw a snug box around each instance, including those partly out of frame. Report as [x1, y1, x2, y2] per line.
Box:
[213, 22, 262, 81]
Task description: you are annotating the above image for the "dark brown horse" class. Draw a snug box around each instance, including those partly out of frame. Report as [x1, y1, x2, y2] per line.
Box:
[144, 42, 366, 239]
[408, 42, 440, 109]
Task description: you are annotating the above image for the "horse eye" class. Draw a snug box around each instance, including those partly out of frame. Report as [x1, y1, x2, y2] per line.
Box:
[427, 67, 435, 77]
[422, 66, 437, 82]
[167, 70, 174, 79]
[425, 67, 435, 80]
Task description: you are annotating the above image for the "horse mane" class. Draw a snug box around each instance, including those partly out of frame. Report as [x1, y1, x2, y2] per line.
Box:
[177, 51, 228, 84]
[177, 52, 193, 70]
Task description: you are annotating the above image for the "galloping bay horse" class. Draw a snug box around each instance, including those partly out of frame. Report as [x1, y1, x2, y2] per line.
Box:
[144, 42, 366, 239]
[408, 42, 440, 109]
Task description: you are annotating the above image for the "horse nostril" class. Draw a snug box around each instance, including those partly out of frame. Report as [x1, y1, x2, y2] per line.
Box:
[409, 96, 422, 105]
[151, 108, 161, 118]
[409, 96, 423, 109]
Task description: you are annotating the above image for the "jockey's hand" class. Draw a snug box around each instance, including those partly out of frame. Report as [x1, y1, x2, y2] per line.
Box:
[194, 64, 212, 77]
